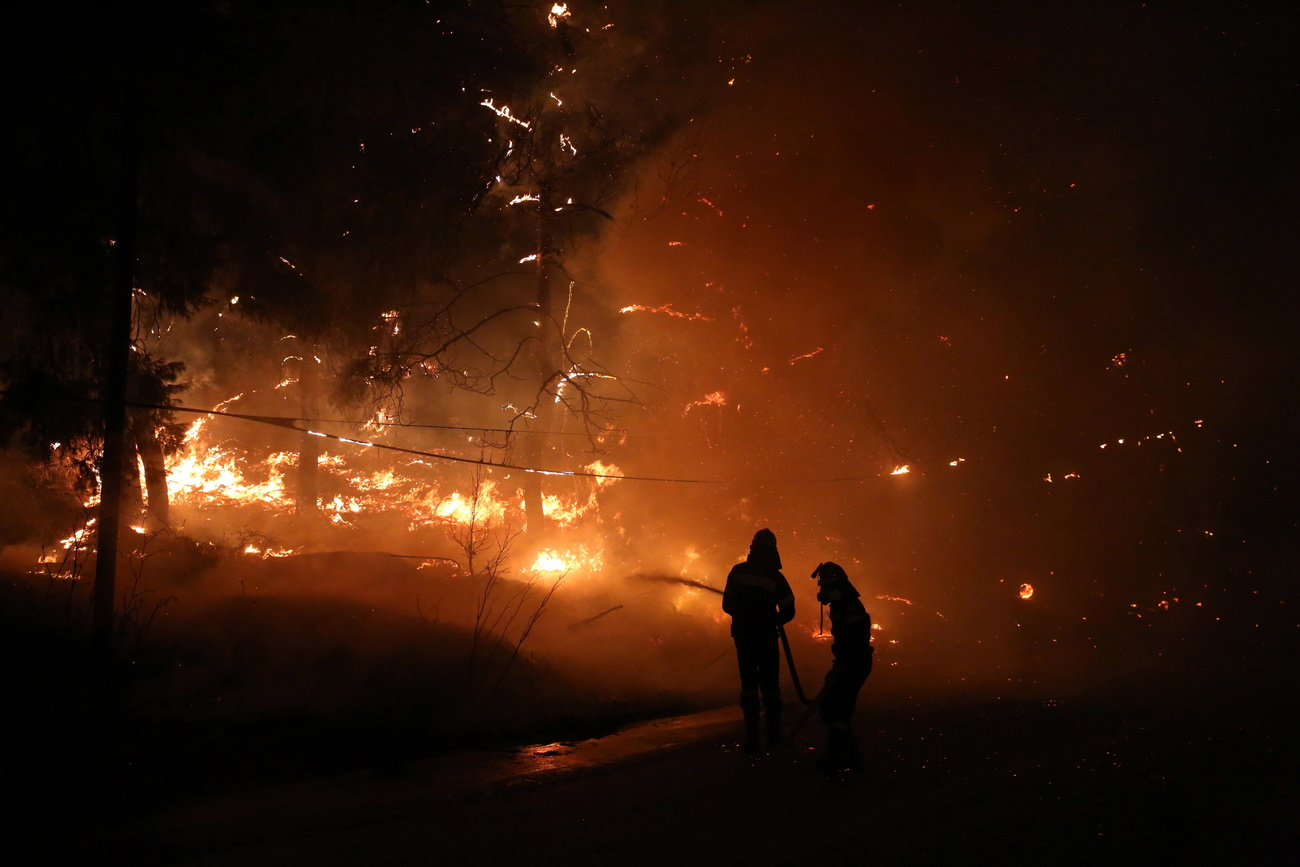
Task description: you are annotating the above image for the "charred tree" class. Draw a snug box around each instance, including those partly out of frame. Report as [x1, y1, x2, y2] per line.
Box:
[522, 182, 563, 536]
[296, 351, 321, 516]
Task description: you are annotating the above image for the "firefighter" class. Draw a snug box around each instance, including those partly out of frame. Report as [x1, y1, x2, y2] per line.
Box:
[811, 561, 874, 772]
[723, 528, 796, 752]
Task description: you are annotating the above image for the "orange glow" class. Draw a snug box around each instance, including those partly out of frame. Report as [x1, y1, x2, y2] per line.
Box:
[530, 551, 568, 572]
[1019, 583, 1034, 600]
[890, 465, 910, 475]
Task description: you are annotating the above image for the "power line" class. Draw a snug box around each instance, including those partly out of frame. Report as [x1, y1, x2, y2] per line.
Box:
[160, 402, 913, 486]
[162, 402, 718, 484]
[0, 390, 914, 486]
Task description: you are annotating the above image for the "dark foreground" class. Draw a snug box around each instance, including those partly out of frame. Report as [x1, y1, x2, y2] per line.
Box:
[22, 673, 1296, 866]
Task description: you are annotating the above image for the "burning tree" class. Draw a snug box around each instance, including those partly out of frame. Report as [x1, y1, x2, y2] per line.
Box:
[358, 2, 727, 539]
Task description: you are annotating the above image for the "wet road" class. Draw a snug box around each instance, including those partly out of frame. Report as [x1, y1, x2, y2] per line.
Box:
[148, 686, 1296, 865]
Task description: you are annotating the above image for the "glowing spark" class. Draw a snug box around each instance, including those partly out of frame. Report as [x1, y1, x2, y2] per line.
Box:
[683, 391, 727, 415]
[278, 256, 297, 270]
[548, 3, 570, 27]
[619, 304, 711, 321]
[519, 253, 539, 264]
[559, 133, 577, 155]
[698, 197, 723, 216]
[948, 458, 965, 467]
[1020, 583, 1034, 600]
[549, 92, 563, 106]
[890, 465, 910, 475]
[481, 98, 531, 129]
[875, 595, 913, 605]
[788, 347, 824, 365]
[509, 193, 540, 206]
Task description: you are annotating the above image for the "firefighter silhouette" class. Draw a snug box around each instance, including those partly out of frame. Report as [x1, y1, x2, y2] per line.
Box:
[811, 561, 874, 772]
[722, 528, 795, 752]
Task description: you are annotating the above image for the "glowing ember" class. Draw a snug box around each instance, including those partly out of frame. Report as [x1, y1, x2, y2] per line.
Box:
[547, 3, 570, 28]
[619, 304, 712, 321]
[481, 98, 531, 129]
[1020, 583, 1034, 600]
[890, 465, 910, 475]
[787, 347, 824, 364]
[683, 391, 727, 415]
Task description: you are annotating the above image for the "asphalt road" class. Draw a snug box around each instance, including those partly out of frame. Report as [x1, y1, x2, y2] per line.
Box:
[142, 682, 1296, 866]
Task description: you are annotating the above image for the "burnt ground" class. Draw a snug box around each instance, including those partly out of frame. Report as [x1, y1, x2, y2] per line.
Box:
[11, 652, 1297, 866]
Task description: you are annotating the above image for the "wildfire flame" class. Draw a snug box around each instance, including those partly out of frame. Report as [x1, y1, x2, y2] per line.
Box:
[530, 551, 568, 572]
[548, 3, 571, 28]
[150, 407, 625, 582]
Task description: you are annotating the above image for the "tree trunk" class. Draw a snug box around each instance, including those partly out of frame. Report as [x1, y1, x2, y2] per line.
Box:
[296, 351, 320, 515]
[93, 68, 139, 653]
[130, 408, 170, 526]
[523, 183, 562, 539]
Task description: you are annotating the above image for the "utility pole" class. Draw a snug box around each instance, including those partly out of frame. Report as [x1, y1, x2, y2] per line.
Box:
[92, 49, 140, 655]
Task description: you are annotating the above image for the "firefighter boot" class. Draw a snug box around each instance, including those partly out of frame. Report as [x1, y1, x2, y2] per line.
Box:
[764, 699, 784, 750]
[740, 695, 762, 753]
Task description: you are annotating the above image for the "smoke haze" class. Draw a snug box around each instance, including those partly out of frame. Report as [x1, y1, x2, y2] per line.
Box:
[2, 0, 1295, 736]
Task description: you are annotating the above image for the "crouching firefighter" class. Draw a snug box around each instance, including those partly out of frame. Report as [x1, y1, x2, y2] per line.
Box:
[723, 528, 796, 753]
[812, 561, 874, 772]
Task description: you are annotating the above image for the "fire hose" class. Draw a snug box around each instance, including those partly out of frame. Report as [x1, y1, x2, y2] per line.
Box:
[778, 624, 813, 705]
[787, 669, 835, 741]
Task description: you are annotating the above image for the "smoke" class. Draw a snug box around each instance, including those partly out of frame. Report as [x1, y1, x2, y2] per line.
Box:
[3, 0, 1294, 742]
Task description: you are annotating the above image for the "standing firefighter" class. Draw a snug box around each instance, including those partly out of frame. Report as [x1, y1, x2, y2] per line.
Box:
[812, 561, 874, 773]
[723, 528, 795, 753]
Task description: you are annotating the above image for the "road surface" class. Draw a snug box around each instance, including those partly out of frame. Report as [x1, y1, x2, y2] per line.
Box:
[141, 683, 1295, 866]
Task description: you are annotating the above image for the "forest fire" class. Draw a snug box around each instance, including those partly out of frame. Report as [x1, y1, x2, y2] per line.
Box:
[152, 405, 623, 580]
[0, 5, 1284, 847]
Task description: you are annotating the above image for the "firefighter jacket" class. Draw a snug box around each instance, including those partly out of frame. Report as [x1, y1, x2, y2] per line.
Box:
[723, 555, 795, 638]
[817, 579, 873, 664]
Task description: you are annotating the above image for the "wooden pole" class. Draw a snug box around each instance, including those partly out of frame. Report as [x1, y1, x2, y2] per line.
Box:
[91, 51, 139, 654]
